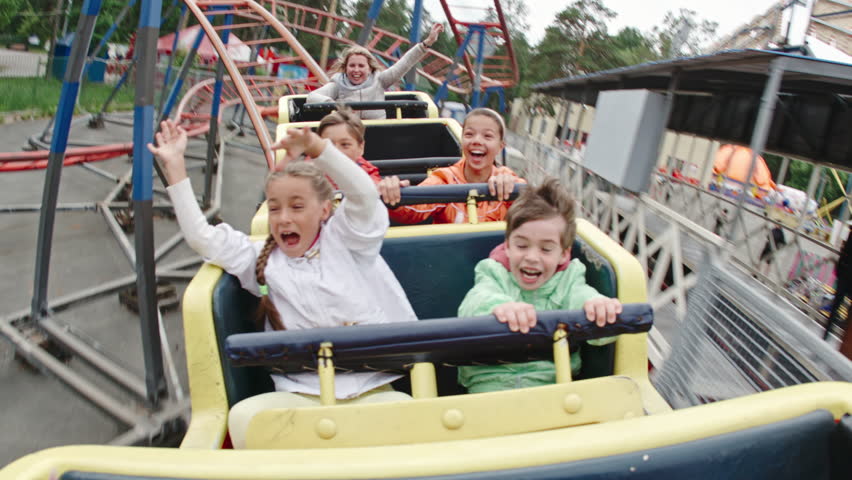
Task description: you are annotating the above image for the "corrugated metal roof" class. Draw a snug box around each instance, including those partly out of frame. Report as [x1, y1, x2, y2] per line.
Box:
[532, 49, 852, 104]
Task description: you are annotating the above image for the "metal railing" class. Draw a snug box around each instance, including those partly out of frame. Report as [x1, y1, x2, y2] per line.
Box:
[506, 131, 846, 372]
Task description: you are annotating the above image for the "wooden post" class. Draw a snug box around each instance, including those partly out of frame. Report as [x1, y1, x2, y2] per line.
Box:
[319, 0, 338, 70]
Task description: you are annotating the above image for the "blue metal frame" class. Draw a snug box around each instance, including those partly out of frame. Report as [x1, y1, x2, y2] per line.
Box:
[357, 0, 385, 46]
[159, 1, 186, 113]
[133, 0, 166, 408]
[31, 0, 103, 321]
[404, 0, 424, 91]
[433, 25, 480, 106]
[159, 25, 205, 122]
[480, 86, 505, 111]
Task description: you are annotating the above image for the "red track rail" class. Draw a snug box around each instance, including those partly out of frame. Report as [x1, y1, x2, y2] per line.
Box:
[439, 0, 518, 89]
[1, 0, 506, 172]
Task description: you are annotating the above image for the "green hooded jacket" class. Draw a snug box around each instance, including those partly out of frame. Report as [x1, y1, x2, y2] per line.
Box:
[457, 258, 615, 393]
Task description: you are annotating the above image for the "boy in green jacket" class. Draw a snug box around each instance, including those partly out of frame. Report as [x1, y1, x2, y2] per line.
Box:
[458, 178, 622, 393]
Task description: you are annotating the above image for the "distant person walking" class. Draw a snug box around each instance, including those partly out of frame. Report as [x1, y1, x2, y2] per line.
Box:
[714, 207, 729, 236]
[827, 234, 851, 351]
[759, 225, 787, 275]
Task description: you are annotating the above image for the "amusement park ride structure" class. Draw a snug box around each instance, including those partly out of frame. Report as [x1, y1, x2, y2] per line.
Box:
[0, 0, 520, 449]
[1, 0, 852, 473]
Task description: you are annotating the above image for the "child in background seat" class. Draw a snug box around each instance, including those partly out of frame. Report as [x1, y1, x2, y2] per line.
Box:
[456, 178, 622, 393]
[317, 108, 381, 184]
[148, 120, 415, 448]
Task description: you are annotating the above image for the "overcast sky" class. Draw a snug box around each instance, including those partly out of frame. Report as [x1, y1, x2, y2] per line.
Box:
[419, 0, 783, 46]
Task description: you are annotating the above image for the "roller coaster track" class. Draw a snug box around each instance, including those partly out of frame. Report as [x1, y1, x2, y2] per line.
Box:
[255, 0, 473, 93]
[0, 0, 517, 172]
[439, 0, 518, 89]
[179, 0, 333, 167]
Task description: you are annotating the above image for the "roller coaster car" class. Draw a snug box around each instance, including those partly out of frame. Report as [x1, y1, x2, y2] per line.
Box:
[277, 92, 463, 184]
[6, 219, 852, 479]
[5, 94, 852, 479]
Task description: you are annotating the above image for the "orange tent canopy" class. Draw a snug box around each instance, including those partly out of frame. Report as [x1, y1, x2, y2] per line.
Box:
[712, 145, 777, 191]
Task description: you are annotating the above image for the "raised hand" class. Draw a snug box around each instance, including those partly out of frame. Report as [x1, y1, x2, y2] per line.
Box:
[147, 119, 188, 185]
[423, 23, 444, 48]
[271, 127, 326, 168]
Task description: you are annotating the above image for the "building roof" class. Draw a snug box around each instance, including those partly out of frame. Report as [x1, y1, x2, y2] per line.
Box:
[532, 49, 852, 170]
[532, 49, 852, 104]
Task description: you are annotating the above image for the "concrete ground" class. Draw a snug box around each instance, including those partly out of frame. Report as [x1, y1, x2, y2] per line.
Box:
[0, 112, 268, 466]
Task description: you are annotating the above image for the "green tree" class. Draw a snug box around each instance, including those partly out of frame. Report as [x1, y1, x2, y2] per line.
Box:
[651, 8, 718, 58]
[603, 27, 659, 69]
[526, 0, 615, 83]
[766, 154, 850, 218]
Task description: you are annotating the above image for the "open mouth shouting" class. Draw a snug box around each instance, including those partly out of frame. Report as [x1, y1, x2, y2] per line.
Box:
[518, 267, 543, 285]
[467, 147, 489, 166]
[280, 231, 301, 249]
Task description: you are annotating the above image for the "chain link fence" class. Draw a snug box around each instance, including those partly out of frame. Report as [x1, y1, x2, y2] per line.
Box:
[652, 255, 852, 408]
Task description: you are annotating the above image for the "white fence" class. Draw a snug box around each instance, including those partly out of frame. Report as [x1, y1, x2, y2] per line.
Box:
[505, 131, 844, 371]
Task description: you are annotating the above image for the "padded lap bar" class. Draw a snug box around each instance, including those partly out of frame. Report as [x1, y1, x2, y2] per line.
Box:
[225, 303, 652, 372]
[301, 100, 428, 113]
[395, 183, 524, 206]
[371, 156, 459, 173]
[291, 98, 429, 122]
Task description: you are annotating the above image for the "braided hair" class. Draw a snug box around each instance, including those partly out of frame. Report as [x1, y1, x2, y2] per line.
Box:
[254, 235, 285, 331]
[253, 161, 335, 331]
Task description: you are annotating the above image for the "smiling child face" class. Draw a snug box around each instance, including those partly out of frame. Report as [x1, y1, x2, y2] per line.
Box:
[462, 113, 506, 177]
[266, 175, 332, 258]
[506, 216, 570, 290]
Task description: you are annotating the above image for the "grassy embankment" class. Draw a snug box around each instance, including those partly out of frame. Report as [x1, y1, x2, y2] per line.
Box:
[0, 77, 135, 116]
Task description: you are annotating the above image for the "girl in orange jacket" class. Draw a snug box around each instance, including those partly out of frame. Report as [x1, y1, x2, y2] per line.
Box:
[377, 108, 525, 224]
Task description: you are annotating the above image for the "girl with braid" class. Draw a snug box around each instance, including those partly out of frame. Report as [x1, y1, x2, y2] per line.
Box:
[149, 119, 416, 449]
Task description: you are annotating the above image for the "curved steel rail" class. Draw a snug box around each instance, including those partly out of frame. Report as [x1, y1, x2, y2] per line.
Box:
[439, 0, 519, 89]
[257, 0, 474, 94]
[182, 0, 330, 167]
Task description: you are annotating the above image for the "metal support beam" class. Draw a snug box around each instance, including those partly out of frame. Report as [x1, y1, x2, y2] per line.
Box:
[357, 0, 385, 46]
[777, 156, 791, 186]
[471, 26, 487, 107]
[725, 58, 786, 244]
[319, 0, 339, 70]
[404, 0, 424, 91]
[133, 0, 167, 408]
[31, 0, 103, 322]
[205, 12, 232, 209]
[158, 2, 188, 115]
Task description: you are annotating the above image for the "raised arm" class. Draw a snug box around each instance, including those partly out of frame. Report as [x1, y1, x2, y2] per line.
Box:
[377, 23, 443, 89]
[150, 120, 259, 290]
[273, 127, 379, 227]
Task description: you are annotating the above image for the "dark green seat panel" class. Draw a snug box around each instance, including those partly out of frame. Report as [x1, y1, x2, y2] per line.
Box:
[379, 230, 505, 320]
[211, 274, 269, 407]
[568, 240, 618, 380]
[210, 228, 621, 401]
